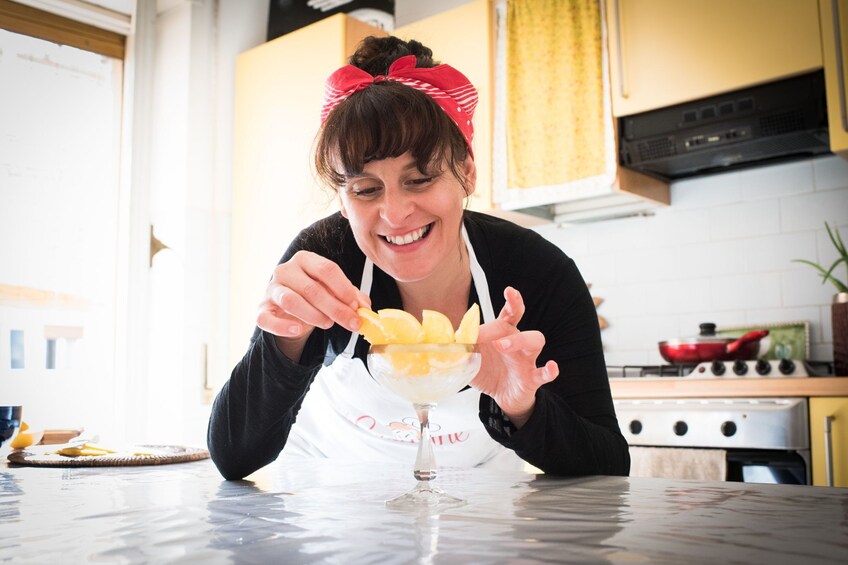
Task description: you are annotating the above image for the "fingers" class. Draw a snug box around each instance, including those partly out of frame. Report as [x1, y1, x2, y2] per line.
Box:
[497, 286, 525, 327]
[493, 328, 545, 357]
[258, 251, 368, 337]
[493, 331, 559, 385]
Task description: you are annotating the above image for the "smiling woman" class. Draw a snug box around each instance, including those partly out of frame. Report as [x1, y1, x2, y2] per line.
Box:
[208, 35, 629, 482]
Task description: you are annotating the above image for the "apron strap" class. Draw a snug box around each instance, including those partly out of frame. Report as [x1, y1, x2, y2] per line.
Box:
[342, 257, 374, 358]
[342, 222, 495, 357]
[462, 224, 496, 324]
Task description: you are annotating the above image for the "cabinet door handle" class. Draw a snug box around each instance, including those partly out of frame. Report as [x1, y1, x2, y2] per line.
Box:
[613, 0, 629, 99]
[833, 0, 848, 132]
[824, 415, 835, 487]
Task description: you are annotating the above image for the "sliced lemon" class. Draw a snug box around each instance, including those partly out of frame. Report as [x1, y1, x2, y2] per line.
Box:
[421, 309, 455, 344]
[357, 307, 388, 345]
[377, 308, 424, 344]
[386, 351, 430, 376]
[454, 303, 480, 344]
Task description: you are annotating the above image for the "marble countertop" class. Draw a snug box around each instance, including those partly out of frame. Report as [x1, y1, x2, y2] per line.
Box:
[1, 454, 846, 564]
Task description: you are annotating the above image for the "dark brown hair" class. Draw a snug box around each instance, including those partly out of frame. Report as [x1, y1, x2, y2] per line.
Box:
[314, 36, 471, 194]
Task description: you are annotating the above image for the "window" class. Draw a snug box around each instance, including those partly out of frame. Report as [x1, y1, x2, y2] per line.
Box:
[1, 2, 125, 435]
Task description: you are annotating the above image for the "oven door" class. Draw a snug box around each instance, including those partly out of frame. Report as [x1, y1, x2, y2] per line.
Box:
[726, 449, 810, 485]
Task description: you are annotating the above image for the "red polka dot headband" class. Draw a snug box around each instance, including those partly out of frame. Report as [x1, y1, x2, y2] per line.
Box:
[320, 55, 478, 158]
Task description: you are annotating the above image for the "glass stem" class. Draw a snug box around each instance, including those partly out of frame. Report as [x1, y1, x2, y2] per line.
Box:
[413, 403, 436, 482]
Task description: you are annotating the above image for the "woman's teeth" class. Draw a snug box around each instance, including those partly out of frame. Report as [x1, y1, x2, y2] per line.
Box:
[384, 224, 431, 246]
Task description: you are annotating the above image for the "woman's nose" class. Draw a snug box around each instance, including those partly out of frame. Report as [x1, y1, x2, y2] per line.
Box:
[379, 186, 413, 225]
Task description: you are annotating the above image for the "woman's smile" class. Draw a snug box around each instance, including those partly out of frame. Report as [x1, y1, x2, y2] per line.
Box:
[339, 152, 474, 283]
[382, 223, 433, 247]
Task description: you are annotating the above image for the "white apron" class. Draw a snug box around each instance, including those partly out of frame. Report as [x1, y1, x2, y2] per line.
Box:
[286, 226, 523, 470]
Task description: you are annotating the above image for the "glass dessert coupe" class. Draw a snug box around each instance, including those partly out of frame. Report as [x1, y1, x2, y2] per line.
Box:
[367, 343, 481, 510]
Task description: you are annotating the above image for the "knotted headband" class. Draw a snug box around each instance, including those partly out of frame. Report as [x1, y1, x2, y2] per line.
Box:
[320, 55, 478, 158]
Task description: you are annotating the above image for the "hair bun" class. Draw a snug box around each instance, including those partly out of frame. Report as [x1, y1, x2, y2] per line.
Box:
[349, 36, 438, 75]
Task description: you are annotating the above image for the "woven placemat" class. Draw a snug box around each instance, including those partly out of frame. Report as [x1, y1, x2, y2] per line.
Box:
[7, 445, 209, 467]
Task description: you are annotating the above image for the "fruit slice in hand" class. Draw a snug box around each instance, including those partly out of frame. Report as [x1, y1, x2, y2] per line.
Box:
[357, 307, 388, 345]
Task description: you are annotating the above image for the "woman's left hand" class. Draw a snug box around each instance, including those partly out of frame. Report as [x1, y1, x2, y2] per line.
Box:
[471, 287, 559, 429]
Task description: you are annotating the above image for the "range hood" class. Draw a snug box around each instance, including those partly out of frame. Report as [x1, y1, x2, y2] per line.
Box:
[618, 71, 831, 181]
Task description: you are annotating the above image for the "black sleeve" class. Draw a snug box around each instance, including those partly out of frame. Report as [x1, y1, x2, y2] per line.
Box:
[207, 214, 356, 480]
[207, 330, 324, 480]
[470, 214, 630, 476]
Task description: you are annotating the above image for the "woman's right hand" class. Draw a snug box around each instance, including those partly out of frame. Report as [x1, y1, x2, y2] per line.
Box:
[256, 251, 371, 360]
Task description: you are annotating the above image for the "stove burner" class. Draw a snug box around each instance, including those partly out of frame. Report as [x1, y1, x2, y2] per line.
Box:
[607, 360, 835, 379]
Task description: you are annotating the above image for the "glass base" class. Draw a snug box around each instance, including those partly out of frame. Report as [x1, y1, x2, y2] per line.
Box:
[386, 482, 467, 511]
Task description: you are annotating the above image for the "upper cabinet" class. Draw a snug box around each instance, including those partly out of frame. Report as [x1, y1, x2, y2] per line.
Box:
[820, 0, 848, 157]
[605, 0, 823, 117]
[394, 0, 494, 213]
[228, 15, 386, 365]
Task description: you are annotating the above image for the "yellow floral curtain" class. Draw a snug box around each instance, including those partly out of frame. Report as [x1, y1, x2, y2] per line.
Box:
[506, 0, 606, 189]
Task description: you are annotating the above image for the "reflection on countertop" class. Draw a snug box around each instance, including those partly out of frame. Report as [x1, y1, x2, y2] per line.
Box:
[1, 455, 846, 564]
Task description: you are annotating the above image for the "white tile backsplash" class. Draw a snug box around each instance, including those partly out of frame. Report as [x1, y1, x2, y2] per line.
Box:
[743, 231, 817, 273]
[780, 188, 848, 232]
[740, 160, 815, 200]
[813, 155, 848, 191]
[536, 155, 848, 364]
[711, 272, 783, 310]
[709, 198, 781, 240]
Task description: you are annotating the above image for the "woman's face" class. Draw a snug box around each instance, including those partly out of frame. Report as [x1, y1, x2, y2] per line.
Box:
[338, 152, 476, 284]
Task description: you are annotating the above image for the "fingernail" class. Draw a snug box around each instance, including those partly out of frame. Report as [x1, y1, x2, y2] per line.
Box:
[498, 338, 511, 350]
[351, 301, 360, 310]
[287, 324, 300, 336]
[350, 318, 361, 331]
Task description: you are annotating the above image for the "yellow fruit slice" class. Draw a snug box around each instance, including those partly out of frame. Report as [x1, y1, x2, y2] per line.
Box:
[377, 308, 424, 344]
[357, 307, 388, 345]
[10, 421, 35, 449]
[454, 303, 480, 344]
[421, 309, 455, 344]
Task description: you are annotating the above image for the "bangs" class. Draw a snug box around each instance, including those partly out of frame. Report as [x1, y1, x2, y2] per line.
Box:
[315, 82, 469, 188]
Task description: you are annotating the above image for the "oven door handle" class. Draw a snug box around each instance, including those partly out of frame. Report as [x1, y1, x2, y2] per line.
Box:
[824, 415, 835, 487]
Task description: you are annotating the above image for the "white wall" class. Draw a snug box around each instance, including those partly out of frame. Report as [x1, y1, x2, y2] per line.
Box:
[535, 155, 848, 366]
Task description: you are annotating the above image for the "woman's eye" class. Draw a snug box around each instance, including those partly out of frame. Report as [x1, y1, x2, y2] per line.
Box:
[406, 177, 433, 187]
[350, 186, 381, 198]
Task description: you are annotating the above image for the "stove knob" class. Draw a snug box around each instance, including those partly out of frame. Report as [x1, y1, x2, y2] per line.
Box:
[733, 360, 749, 376]
[629, 420, 642, 435]
[711, 360, 726, 376]
[778, 358, 796, 375]
[721, 421, 737, 437]
[673, 421, 688, 436]
[755, 358, 772, 375]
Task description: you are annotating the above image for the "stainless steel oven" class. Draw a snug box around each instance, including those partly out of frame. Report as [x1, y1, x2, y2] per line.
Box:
[608, 359, 832, 485]
[613, 396, 810, 484]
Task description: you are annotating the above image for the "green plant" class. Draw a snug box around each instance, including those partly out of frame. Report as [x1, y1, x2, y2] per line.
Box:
[794, 222, 848, 293]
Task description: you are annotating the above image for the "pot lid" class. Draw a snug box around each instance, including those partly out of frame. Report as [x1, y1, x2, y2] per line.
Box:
[661, 323, 734, 345]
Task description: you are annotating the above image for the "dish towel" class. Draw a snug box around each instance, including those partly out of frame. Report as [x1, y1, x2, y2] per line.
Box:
[629, 447, 728, 481]
[505, 0, 611, 190]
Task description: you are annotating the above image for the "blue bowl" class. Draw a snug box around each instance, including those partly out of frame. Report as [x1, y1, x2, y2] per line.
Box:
[0, 406, 23, 448]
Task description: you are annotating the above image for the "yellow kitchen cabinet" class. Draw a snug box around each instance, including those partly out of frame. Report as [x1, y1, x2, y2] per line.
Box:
[228, 15, 386, 367]
[605, 0, 823, 117]
[394, 0, 494, 212]
[820, 0, 848, 157]
[810, 397, 848, 487]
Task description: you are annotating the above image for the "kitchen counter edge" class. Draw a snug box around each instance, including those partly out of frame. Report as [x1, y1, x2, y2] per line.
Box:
[609, 377, 848, 399]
